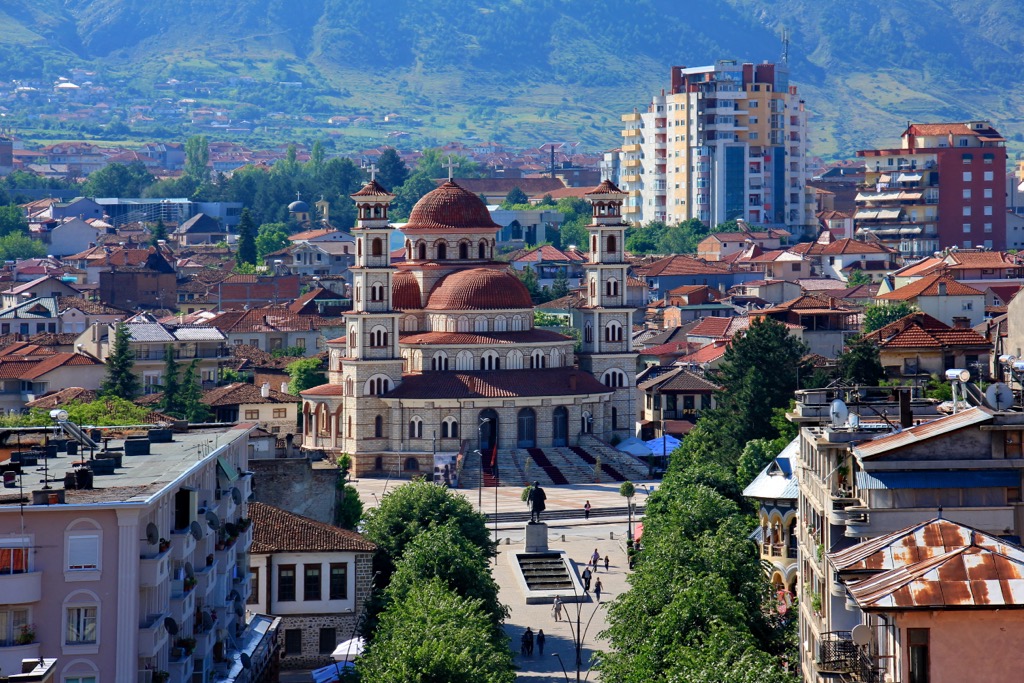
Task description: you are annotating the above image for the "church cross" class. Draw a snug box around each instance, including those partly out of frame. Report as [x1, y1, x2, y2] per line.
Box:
[443, 156, 459, 181]
[295, 191, 302, 201]
[368, 163, 378, 182]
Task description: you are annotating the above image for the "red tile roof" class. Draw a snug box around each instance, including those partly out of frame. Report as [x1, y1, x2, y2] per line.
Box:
[25, 387, 97, 409]
[876, 275, 984, 301]
[509, 244, 587, 263]
[686, 317, 732, 338]
[677, 341, 729, 364]
[894, 257, 945, 278]
[201, 382, 300, 407]
[206, 307, 338, 332]
[400, 329, 570, 346]
[820, 238, 893, 255]
[425, 267, 533, 310]
[639, 255, 733, 278]
[383, 368, 610, 400]
[249, 502, 376, 553]
[863, 313, 991, 350]
[351, 179, 394, 198]
[392, 270, 423, 310]
[404, 180, 501, 233]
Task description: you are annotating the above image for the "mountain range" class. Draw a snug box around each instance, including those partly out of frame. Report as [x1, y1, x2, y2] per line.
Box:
[3, 0, 1024, 158]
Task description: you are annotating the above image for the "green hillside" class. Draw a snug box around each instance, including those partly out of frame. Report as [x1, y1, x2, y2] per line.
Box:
[3, 0, 1024, 158]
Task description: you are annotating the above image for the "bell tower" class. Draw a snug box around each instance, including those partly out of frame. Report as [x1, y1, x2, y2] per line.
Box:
[577, 180, 637, 439]
[338, 175, 405, 454]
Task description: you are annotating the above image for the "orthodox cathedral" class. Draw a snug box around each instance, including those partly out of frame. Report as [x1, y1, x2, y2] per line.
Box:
[300, 175, 637, 476]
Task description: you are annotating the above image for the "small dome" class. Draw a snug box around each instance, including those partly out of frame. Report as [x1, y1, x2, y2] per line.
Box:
[405, 180, 500, 233]
[288, 200, 309, 213]
[392, 271, 422, 310]
[426, 267, 532, 311]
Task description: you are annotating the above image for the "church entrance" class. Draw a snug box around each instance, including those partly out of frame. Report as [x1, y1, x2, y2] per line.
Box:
[479, 409, 498, 452]
[552, 407, 568, 447]
[517, 408, 537, 448]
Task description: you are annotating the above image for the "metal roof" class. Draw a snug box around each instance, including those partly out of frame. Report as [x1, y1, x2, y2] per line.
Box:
[852, 407, 995, 460]
[742, 437, 799, 500]
[857, 470, 1021, 490]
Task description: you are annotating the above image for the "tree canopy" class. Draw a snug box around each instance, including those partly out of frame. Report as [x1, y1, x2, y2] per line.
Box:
[500, 186, 529, 207]
[286, 358, 326, 395]
[837, 335, 886, 385]
[235, 208, 257, 266]
[862, 301, 917, 332]
[101, 322, 140, 399]
[375, 148, 409, 191]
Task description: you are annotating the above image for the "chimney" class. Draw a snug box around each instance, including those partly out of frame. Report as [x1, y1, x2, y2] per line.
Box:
[952, 316, 971, 329]
[280, 381, 289, 394]
[261, 382, 270, 398]
[898, 388, 913, 429]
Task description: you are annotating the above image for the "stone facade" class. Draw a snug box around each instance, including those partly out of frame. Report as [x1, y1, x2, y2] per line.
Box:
[250, 458, 339, 524]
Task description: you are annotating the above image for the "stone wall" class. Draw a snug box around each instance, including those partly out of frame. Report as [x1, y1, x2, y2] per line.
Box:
[250, 458, 338, 524]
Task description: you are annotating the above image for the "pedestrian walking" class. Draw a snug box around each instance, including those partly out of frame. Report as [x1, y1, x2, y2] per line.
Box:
[591, 548, 601, 570]
[536, 629, 546, 656]
[581, 565, 592, 591]
[604, 554, 610, 571]
[525, 627, 534, 656]
[552, 596, 563, 621]
[595, 577, 603, 602]
[584, 500, 591, 519]
[520, 628, 530, 656]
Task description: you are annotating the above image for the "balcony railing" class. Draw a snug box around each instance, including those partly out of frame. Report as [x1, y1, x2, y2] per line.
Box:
[817, 632, 881, 682]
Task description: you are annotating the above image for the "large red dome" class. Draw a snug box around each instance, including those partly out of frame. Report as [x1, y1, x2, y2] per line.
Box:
[426, 267, 533, 310]
[392, 271, 422, 310]
[404, 181, 501, 233]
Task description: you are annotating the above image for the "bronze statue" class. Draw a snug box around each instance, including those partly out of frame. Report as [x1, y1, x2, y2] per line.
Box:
[527, 480, 547, 523]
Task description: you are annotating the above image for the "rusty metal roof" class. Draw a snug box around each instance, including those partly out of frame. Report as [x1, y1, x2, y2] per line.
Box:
[830, 518, 1024, 611]
[852, 406, 995, 460]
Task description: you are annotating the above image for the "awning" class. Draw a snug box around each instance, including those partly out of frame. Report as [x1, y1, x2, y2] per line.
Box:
[217, 456, 239, 484]
[332, 637, 364, 662]
[856, 470, 1020, 490]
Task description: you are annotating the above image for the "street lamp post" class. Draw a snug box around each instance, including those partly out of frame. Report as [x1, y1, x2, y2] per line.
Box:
[476, 417, 492, 512]
[557, 576, 602, 682]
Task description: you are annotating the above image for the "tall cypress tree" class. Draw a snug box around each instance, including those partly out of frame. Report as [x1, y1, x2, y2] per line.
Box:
[236, 208, 257, 266]
[149, 219, 168, 246]
[101, 322, 141, 399]
[179, 359, 211, 423]
[159, 344, 183, 417]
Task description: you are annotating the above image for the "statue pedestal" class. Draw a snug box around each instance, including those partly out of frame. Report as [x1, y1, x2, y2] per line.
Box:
[525, 522, 549, 553]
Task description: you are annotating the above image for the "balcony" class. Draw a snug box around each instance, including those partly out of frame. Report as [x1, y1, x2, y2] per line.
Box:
[168, 650, 194, 682]
[0, 642, 41, 677]
[0, 571, 42, 604]
[845, 506, 1015, 538]
[138, 612, 170, 658]
[169, 530, 196, 562]
[196, 562, 217, 598]
[139, 550, 170, 588]
[817, 632, 881, 682]
[170, 580, 197, 623]
[761, 543, 797, 560]
[829, 497, 861, 525]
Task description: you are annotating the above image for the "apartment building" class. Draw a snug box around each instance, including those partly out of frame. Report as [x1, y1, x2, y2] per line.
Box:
[0, 424, 279, 683]
[619, 60, 814, 234]
[788, 384, 1024, 683]
[856, 122, 1007, 253]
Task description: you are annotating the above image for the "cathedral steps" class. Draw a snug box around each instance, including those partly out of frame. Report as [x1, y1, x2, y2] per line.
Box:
[458, 440, 651, 489]
[525, 448, 570, 485]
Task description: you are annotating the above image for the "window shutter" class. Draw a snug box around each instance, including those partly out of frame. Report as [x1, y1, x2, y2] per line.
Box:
[68, 535, 99, 570]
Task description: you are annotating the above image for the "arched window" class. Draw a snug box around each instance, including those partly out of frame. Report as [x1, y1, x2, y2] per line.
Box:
[516, 407, 536, 448]
[417, 242, 427, 260]
[584, 322, 593, 343]
[344, 378, 354, 396]
[478, 241, 487, 259]
[457, 316, 470, 333]
[607, 234, 617, 254]
[370, 283, 384, 301]
[481, 350, 500, 371]
[589, 279, 596, 299]
[511, 315, 523, 331]
[404, 457, 420, 471]
[602, 369, 627, 388]
[459, 242, 469, 259]
[507, 349, 524, 369]
[550, 348, 561, 367]
[494, 315, 507, 332]
[371, 238, 383, 256]
[456, 350, 474, 371]
[441, 417, 459, 439]
[403, 315, 418, 332]
[408, 416, 423, 439]
[405, 239, 412, 259]
[349, 325, 358, 351]
[431, 351, 449, 371]
[435, 241, 447, 260]
[605, 278, 619, 297]
[605, 321, 622, 342]
[374, 415, 383, 438]
[474, 316, 488, 332]
[530, 350, 546, 369]
[445, 317, 456, 332]
[365, 375, 392, 396]
[317, 404, 330, 435]
[369, 326, 389, 347]
[611, 406, 618, 429]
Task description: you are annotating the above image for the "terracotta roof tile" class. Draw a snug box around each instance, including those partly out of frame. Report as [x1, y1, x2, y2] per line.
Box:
[404, 180, 501, 233]
[639, 255, 733, 278]
[876, 275, 984, 300]
[351, 179, 394, 198]
[201, 382, 300, 407]
[425, 267, 532, 310]
[249, 502, 376, 554]
[383, 368, 610, 400]
[400, 330, 570, 346]
[820, 238, 893, 255]
[392, 270, 423, 310]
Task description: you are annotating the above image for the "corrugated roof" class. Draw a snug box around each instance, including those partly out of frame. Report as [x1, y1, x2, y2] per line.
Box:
[857, 470, 1020, 490]
[742, 437, 800, 500]
[853, 407, 995, 459]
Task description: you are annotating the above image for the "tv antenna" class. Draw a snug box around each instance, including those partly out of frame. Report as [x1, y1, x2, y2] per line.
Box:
[782, 28, 790, 65]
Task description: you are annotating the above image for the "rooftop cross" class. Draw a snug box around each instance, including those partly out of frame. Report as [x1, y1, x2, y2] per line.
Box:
[368, 163, 378, 182]
[443, 156, 459, 181]
[295, 191, 302, 201]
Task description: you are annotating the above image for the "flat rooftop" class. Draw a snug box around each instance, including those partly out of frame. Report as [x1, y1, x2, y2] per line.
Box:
[0, 426, 251, 507]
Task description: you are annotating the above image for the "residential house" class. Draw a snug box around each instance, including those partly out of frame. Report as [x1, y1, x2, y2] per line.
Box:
[58, 297, 125, 333]
[727, 279, 804, 307]
[0, 342, 105, 409]
[862, 312, 992, 380]
[696, 229, 792, 261]
[98, 250, 178, 310]
[506, 245, 587, 291]
[659, 285, 734, 325]
[0, 424, 279, 683]
[875, 274, 986, 327]
[816, 210, 853, 239]
[201, 382, 301, 435]
[66, 245, 176, 285]
[635, 255, 761, 300]
[205, 307, 342, 354]
[0, 297, 61, 337]
[247, 502, 377, 669]
[75, 315, 229, 393]
[749, 294, 860, 358]
[735, 246, 813, 280]
[831, 283, 880, 308]
[213, 274, 303, 310]
[743, 438, 799, 596]
[172, 213, 227, 246]
[1, 276, 81, 308]
[636, 365, 718, 440]
[269, 241, 354, 277]
[44, 217, 106, 257]
[817, 238, 898, 282]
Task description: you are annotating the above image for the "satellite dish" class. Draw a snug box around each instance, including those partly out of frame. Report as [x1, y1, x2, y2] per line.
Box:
[851, 624, 874, 647]
[847, 414, 860, 429]
[231, 487, 242, 504]
[189, 520, 204, 541]
[829, 399, 849, 428]
[987, 383, 1014, 411]
[145, 522, 160, 546]
[206, 510, 221, 530]
[240, 653, 252, 670]
[164, 616, 179, 636]
[945, 368, 970, 383]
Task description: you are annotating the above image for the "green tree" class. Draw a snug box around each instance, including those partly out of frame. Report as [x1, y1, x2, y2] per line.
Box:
[551, 270, 570, 298]
[82, 161, 153, 197]
[362, 479, 493, 581]
[101, 322, 140, 399]
[0, 233, 46, 260]
[391, 172, 437, 219]
[334, 454, 363, 530]
[184, 135, 210, 184]
[286, 358, 326, 394]
[178, 359, 211, 423]
[306, 140, 326, 178]
[838, 335, 885, 385]
[0, 205, 28, 236]
[500, 186, 529, 208]
[515, 265, 540, 301]
[625, 221, 666, 254]
[256, 222, 290, 259]
[416, 149, 481, 179]
[360, 579, 515, 683]
[714, 219, 747, 233]
[235, 209, 257, 266]
[863, 301, 917, 333]
[736, 438, 780, 488]
[846, 269, 872, 286]
[375, 148, 409, 190]
[0, 397, 152, 427]
[158, 344, 183, 417]
[149, 219, 168, 246]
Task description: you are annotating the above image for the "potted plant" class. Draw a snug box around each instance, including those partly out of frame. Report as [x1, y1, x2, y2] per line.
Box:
[159, 538, 171, 553]
[175, 637, 197, 655]
[152, 672, 170, 683]
[184, 576, 197, 592]
[15, 623, 34, 645]
[206, 553, 215, 567]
